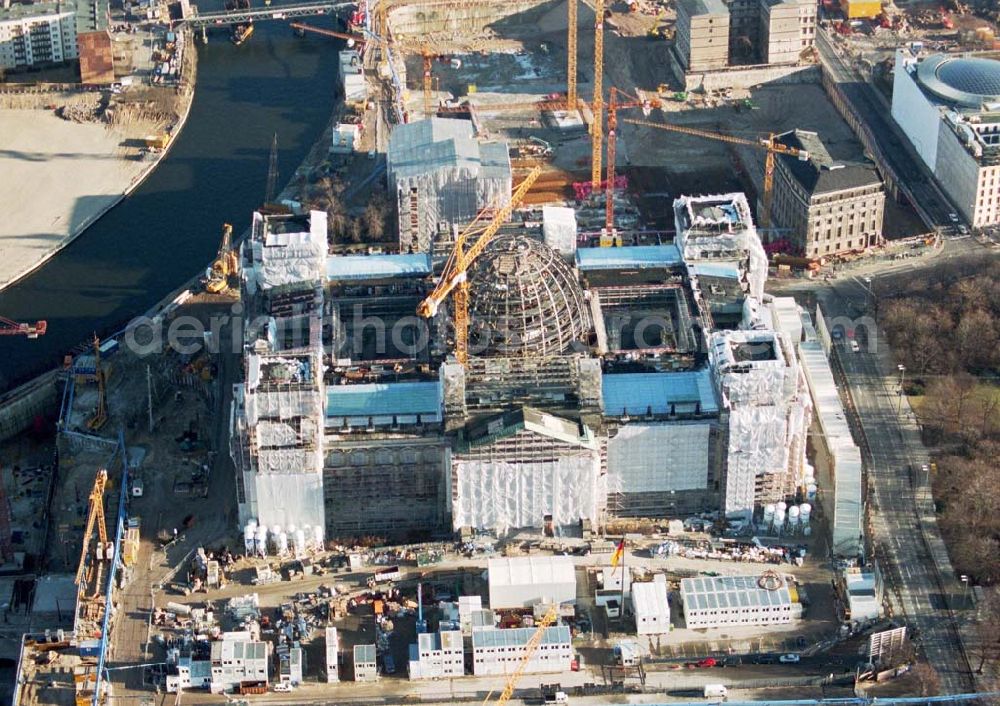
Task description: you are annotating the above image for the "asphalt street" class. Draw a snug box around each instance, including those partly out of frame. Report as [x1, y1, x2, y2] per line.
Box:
[817, 279, 974, 695]
[815, 30, 957, 228]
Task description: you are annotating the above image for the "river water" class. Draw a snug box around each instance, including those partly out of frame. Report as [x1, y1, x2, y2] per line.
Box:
[0, 16, 340, 390]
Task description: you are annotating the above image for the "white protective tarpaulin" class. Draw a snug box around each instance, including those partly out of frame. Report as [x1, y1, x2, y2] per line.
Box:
[542, 206, 577, 256]
[607, 423, 711, 493]
[724, 404, 789, 517]
[453, 456, 604, 534]
[253, 472, 325, 531]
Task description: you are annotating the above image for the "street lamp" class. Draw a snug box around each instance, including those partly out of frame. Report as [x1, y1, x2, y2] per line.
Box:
[960, 575, 971, 609]
[896, 364, 906, 415]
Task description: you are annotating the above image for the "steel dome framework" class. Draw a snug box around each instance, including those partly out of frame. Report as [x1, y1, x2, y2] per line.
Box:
[467, 234, 591, 358]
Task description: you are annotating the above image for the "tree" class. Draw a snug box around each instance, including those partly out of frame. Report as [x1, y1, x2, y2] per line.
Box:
[363, 202, 386, 241]
[912, 662, 941, 696]
[971, 591, 1000, 675]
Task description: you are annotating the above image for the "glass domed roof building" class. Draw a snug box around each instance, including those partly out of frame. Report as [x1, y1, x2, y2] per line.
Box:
[891, 47, 1000, 228]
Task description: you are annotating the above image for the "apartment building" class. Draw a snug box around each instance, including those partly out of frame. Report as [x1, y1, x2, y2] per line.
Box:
[771, 129, 885, 257]
[675, 0, 730, 72]
[759, 0, 815, 65]
[674, 0, 814, 72]
[0, 1, 77, 70]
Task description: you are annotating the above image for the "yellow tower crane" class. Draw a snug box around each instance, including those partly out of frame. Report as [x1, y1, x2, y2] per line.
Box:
[75, 468, 109, 587]
[86, 335, 108, 431]
[417, 166, 543, 366]
[567, 0, 578, 110]
[482, 606, 560, 706]
[590, 0, 606, 188]
[422, 44, 434, 118]
[206, 223, 238, 294]
[622, 117, 809, 228]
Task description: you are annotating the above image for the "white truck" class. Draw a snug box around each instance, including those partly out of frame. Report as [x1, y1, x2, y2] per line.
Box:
[704, 684, 728, 700]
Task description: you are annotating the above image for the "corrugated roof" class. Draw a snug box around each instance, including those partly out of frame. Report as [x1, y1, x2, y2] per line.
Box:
[326, 253, 431, 281]
[775, 130, 882, 196]
[325, 381, 442, 424]
[632, 581, 670, 620]
[488, 556, 576, 590]
[680, 575, 794, 611]
[472, 625, 571, 649]
[602, 369, 719, 416]
[576, 245, 682, 271]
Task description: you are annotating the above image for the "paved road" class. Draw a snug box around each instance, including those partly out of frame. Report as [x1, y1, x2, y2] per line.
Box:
[817, 280, 974, 694]
[815, 31, 957, 228]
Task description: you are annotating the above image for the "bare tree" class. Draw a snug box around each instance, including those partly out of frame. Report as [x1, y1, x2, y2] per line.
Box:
[971, 591, 1000, 675]
[912, 662, 941, 696]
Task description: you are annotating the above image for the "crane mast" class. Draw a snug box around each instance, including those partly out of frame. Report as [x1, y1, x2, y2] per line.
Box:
[482, 606, 559, 706]
[417, 166, 543, 365]
[75, 469, 109, 587]
[590, 0, 605, 188]
[623, 118, 808, 229]
[566, 0, 577, 110]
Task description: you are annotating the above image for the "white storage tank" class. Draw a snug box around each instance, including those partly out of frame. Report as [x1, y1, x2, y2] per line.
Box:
[313, 525, 324, 549]
[269, 525, 283, 554]
[806, 483, 818, 500]
[243, 523, 256, 554]
[788, 505, 800, 527]
[774, 508, 786, 529]
[277, 531, 289, 555]
[255, 526, 268, 555]
[295, 529, 307, 554]
[799, 503, 812, 525]
[763, 504, 775, 526]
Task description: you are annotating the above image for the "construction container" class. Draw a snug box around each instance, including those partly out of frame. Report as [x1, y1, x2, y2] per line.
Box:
[144, 134, 170, 149]
[843, 0, 881, 19]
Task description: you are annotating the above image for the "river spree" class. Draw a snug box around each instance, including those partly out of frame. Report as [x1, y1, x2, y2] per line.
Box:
[0, 16, 340, 389]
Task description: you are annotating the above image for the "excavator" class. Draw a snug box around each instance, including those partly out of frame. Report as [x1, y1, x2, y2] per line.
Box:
[205, 223, 239, 294]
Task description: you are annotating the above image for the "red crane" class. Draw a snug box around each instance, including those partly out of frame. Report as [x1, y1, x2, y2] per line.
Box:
[0, 317, 47, 339]
[604, 87, 659, 235]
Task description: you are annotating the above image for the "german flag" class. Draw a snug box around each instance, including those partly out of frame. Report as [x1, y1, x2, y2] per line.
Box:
[610, 538, 626, 568]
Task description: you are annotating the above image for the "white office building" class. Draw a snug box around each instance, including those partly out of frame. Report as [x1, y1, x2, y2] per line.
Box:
[325, 627, 339, 682]
[891, 47, 1000, 227]
[680, 574, 802, 629]
[631, 576, 671, 635]
[353, 644, 378, 682]
[408, 630, 464, 679]
[209, 639, 269, 693]
[471, 626, 573, 676]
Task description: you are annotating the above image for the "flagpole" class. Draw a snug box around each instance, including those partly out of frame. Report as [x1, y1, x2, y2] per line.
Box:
[619, 538, 626, 627]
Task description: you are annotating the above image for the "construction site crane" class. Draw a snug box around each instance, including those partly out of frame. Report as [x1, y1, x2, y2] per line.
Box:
[591, 0, 606, 187]
[75, 469, 109, 587]
[206, 223, 239, 294]
[566, 0, 577, 110]
[289, 21, 366, 46]
[417, 166, 543, 366]
[87, 335, 108, 432]
[482, 605, 559, 706]
[422, 44, 434, 117]
[623, 117, 809, 228]
[0, 316, 47, 338]
[603, 87, 659, 236]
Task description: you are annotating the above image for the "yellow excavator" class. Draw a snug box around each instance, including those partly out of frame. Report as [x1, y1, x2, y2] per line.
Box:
[206, 223, 239, 294]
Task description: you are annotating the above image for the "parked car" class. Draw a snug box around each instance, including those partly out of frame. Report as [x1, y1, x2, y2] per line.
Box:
[273, 682, 294, 692]
[779, 654, 801, 663]
[948, 212, 959, 223]
[850, 340, 860, 353]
